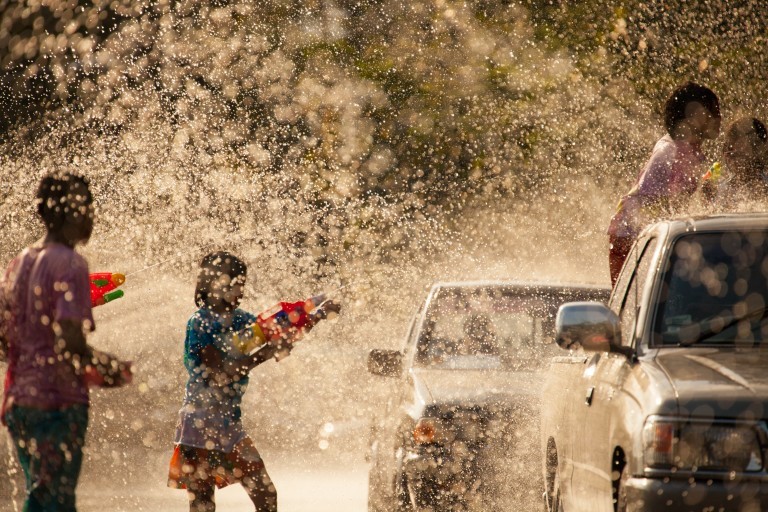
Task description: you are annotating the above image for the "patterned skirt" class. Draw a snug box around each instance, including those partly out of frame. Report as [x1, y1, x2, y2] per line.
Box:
[168, 436, 267, 490]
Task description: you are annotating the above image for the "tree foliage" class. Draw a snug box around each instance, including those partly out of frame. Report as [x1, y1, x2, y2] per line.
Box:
[1, 1, 765, 268]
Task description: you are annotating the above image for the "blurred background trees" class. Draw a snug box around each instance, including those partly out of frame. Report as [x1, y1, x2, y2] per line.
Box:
[1, 0, 766, 276]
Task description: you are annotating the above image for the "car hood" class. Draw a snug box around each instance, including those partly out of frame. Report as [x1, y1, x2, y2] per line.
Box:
[656, 348, 768, 416]
[411, 367, 542, 407]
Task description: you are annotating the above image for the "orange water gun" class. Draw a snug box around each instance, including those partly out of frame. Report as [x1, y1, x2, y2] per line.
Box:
[233, 293, 331, 360]
[89, 272, 126, 307]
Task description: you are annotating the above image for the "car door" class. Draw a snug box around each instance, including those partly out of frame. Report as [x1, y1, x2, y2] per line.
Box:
[368, 312, 421, 506]
[574, 237, 658, 511]
[542, 347, 590, 508]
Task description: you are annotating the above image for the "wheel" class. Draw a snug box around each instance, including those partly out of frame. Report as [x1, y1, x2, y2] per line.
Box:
[551, 469, 563, 512]
[395, 471, 413, 511]
[544, 448, 563, 512]
[615, 468, 629, 512]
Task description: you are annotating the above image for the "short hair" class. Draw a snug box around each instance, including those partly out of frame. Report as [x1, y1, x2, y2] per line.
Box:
[664, 82, 720, 135]
[194, 251, 248, 308]
[35, 172, 93, 231]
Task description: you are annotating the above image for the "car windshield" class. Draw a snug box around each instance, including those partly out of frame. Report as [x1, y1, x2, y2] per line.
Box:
[414, 285, 607, 369]
[656, 230, 768, 347]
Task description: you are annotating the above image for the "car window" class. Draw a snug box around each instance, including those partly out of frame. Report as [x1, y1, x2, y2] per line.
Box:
[619, 238, 657, 347]
[655, 230, 768, 347]
[610, 239, 645, 314]
[414, 286, 607, 369]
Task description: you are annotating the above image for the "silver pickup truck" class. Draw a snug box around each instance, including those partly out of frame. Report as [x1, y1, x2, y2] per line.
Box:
[541, 214, 768, 512]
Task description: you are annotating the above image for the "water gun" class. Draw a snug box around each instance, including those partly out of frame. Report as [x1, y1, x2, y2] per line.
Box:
[701, 161, 722, 201]
[233, 293, 330, 360]
[90, 272, 126, 307]
[702, 161, 722, 183]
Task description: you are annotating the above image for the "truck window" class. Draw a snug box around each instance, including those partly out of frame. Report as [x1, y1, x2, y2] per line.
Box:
[655, 230, 768, 347]
[610, 238, 646, 314]
[618, 238, 657, 347]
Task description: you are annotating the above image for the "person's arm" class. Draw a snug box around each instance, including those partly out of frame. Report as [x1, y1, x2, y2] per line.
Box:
[0, 278, 9, 363]
[56, 318, 93, 360]
[56, 318, 128, 383]
[200, 342, 279, 382]
[0, 333, 7, 363]
[307, 300, 341, 328]
[267, 299, 341, 362]
[245, 343, 279, 370]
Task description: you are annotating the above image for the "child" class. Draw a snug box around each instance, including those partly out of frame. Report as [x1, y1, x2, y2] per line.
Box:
[702, 117, 768, 206]
[0, 172, 132, 511]
[607, 81, 721, 285]
[168, 251, 340, 512]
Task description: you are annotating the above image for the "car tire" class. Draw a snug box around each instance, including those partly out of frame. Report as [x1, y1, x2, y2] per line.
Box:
[544, 464, 564, 512]
[551, 469, 564, 512]
[544, 446, 563, 512]
[396, 471, 414, 511]
[615, 468, 629, 512]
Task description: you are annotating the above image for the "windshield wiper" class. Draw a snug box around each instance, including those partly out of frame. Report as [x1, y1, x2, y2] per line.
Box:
[679, 306, 768, 346]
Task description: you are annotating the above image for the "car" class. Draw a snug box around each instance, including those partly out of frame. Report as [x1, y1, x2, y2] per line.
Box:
[367, 280, 610, 511]
[541, 214, 768, 512]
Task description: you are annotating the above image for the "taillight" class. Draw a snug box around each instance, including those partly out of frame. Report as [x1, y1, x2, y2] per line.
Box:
[643, 416, 765, 472]
[413, 418, 438, 445]
[643, 420, 675, 466]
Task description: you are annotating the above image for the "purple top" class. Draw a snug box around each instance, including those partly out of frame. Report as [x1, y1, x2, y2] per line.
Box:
[1, 243, 95, 409]
[609, 134, 705, 238]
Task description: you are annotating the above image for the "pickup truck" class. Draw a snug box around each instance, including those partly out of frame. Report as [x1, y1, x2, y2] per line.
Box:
[541, 214, 768, 512]
[367, 280, 609, 511]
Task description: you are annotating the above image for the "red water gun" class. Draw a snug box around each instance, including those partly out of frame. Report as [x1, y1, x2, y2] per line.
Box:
[90, 272, 126, 307]
[84, 272, 132, 387]
[233, 293, 330, 359]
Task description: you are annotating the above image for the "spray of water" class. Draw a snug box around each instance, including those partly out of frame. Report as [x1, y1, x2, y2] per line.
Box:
[2, 1, 767, 510]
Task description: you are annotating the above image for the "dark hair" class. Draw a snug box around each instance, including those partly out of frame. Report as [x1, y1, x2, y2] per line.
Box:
[725, 117, 768, 145]
[194, 251, 248, 308]
[664, 82, 720, 135]
[723, 117, 768, 182]
[752, 118, 768, 143]
[36, 172, 93, 231]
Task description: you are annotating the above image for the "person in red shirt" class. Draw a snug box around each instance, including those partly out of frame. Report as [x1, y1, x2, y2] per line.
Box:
[608, 82, 721, 285]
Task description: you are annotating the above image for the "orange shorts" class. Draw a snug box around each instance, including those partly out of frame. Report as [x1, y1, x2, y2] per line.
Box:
[168, 437, 268, 490]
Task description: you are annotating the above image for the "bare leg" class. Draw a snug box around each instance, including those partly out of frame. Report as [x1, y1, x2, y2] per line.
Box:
[187, 480, 215, 512]
[243, 467, 277, 512]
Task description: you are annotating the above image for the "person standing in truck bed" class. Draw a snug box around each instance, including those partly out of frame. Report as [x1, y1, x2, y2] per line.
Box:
[607, 82, 721, 286]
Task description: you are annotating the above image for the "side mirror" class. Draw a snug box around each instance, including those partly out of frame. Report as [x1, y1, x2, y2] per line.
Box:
[555, 302, 621, 353]
[368, 349, 403, 377]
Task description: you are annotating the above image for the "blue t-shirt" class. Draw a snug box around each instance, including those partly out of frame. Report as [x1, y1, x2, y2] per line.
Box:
[174, 307, 257, 452]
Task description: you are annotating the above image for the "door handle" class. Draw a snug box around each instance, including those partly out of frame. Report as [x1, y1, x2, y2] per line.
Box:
[585, 386, 595, 406]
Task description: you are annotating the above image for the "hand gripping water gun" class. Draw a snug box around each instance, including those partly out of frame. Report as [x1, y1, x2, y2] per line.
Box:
[233, 293, 333, 360]
[90, 272, 126, 307]
[82, 354, 133, 388]
[701, 161, 722, 201]
[702, 161, 722, 183]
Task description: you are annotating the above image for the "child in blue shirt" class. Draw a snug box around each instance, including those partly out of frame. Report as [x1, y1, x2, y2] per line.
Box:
[168, 251, 339, 512]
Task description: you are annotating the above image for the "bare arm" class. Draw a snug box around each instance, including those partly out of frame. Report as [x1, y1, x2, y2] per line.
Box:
[200, 343, 279, 384]
[0, 333, 7, 363]
[56, 319, 128, 384]
[55, 319, 93, 361]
